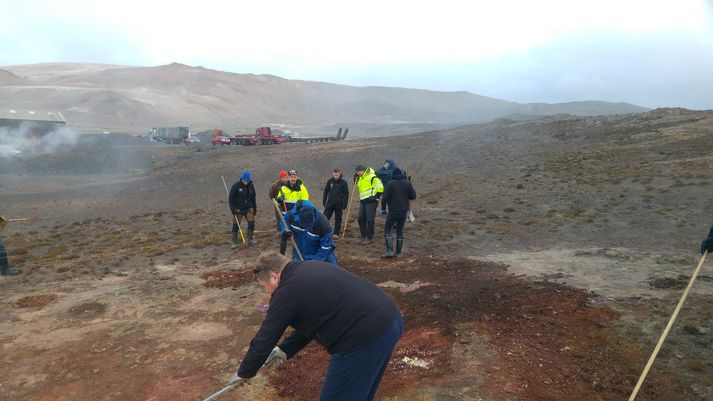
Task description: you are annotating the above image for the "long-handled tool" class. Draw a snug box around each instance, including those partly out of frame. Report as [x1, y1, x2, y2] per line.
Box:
[627, 250, 708, 401]
[202, 377, 244, 401]
[221, 176, 246, 246]
[271, 199, 304, 261]
[341, 176, 357, 238]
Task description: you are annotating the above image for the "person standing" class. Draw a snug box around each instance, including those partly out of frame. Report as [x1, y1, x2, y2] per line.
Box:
[380, 168, 416, 258]
[229, 170, 258, 248]
[701, 225, 713, 255]
[229, 251, 403, 401]
[375, 159, 397, 218]
[354, 164, 383, 244]
[280, 200, 337, 264]
[269, 170, 289, 230]
[0, 215, 21, 276]
[322, 169, 349, 239]
[276, 169, 309, 255]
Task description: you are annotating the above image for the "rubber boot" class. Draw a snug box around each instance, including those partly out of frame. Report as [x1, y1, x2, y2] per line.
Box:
[230, 231, 239, 249]
[248, 229, 257, 246]
[394, 237, 404, 258]
[0, 252, 20, 276]
[382, 235, 394, 258]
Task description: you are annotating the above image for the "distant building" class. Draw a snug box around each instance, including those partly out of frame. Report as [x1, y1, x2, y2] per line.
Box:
[0, 108, 67, 135]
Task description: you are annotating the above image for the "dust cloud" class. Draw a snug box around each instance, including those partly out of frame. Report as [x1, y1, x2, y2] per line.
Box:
[0, 122, 79, 158]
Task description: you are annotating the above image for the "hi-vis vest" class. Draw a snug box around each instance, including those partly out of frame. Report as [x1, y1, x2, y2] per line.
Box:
[279, 179, 309, 209]
[356, 167, 384, 201]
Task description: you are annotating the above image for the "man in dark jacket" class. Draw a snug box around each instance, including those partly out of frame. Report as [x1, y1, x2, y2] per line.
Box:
[322, 169, 349, 238]
[229, 170, 258, 247]
[381, 168, 416, 258]
[0, 215, 21, 276]
[280, 200, 337, 264]
[231, 252, 403, 401]
[376, 159, 397, 218]
[701, 225, 713, 255]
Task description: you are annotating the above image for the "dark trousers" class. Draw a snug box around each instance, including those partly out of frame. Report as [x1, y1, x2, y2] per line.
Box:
[0, 240, 9, 271]
[384, 212, 407, 239]
[323, 204, 343, 235]
[320, 314, 403, 401]
[232, 208, 255, 233]
[357, 202, 377, 240]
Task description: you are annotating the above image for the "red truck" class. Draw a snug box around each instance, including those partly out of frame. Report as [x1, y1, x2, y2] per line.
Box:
[230, 127, 290, 145]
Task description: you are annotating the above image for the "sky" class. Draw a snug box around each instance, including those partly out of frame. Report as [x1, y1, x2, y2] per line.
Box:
[0, 0, 712, 109]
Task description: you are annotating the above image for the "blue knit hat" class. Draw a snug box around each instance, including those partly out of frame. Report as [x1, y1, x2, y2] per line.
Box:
[241, 170, 251, 181]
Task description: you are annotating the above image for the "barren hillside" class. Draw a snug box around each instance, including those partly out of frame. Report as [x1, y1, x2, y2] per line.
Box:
[1, 62, 648, 134]
[1, 108, 712, 401]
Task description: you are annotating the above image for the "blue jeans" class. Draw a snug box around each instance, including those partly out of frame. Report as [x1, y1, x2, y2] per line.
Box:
[320, 314, 403, 401]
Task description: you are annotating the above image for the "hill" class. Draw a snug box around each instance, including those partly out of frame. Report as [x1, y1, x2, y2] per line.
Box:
[1, 62, 648, 135]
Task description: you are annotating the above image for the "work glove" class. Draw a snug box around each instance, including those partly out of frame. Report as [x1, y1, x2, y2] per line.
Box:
[281, 230, 294, 240]
[227, 372, 249, 387]
[252, 208, 257, 216]
[264, 346, 287, 369]
[322, 200, 327, 207]
[381, 210, 388, 218]
[701, 225, 713, 255]
[276, 196, 285, 204]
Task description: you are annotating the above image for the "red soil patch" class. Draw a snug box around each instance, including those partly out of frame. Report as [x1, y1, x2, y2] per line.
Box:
[14, 293, 58, 308]
[266, 257, 693, 401]
[201, 269, 253, 288]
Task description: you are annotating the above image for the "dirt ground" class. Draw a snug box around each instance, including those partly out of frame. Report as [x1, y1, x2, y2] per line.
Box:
[1, 108, 713, 401]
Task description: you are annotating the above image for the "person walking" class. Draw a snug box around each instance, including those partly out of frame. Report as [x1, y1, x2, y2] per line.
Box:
[322, 169, 349, 239]
[229, 170, 258, 248]
[276, 169, 309, 255]
[280, 200, 337, 264]
[380, 168, 416, 258]
[0, 215, 21, 276]
[354, 164, 383, 244]
[229, 251, 403, 401]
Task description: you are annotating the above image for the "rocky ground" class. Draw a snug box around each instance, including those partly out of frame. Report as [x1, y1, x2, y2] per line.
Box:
[1, 107, 712, 401]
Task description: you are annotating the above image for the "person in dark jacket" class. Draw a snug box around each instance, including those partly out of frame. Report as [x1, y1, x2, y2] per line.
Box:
[381, 168, 416, 258]
[229, 170, 258, 247]
[231, 252, 403, 401]
[0, 215, 20, 276]
[280, 200, 337, 264]
[701, 225, 713, 255]
[322, 169, 349, 238]
[376, 159, 397, 218]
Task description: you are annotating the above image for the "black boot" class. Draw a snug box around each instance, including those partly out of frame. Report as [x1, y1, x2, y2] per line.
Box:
[394, 237, 404, 258]
[248, 229, 257, 245]
[0, 253, 20, 276]
[381, 235, 394, 258]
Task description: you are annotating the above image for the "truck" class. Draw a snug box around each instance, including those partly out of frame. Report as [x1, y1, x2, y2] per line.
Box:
[209, 129, 232, 145]
[150, 126, 190, 144]
[230, 127, 290, 146]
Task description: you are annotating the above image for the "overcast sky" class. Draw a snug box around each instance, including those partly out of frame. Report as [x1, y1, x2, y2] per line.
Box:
[1, 0, 712, 109]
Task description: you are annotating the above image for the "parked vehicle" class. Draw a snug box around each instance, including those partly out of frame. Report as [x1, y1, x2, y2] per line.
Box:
[211, 136, 231, 145]
[150, 126, 189, 144]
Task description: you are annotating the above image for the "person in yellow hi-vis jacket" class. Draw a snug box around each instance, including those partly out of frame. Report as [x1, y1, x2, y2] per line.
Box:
[353, 164, 384, 244]
[277, 169, 310, 255]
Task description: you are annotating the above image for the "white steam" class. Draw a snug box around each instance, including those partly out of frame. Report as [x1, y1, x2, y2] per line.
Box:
[0, 122, 80, 158]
